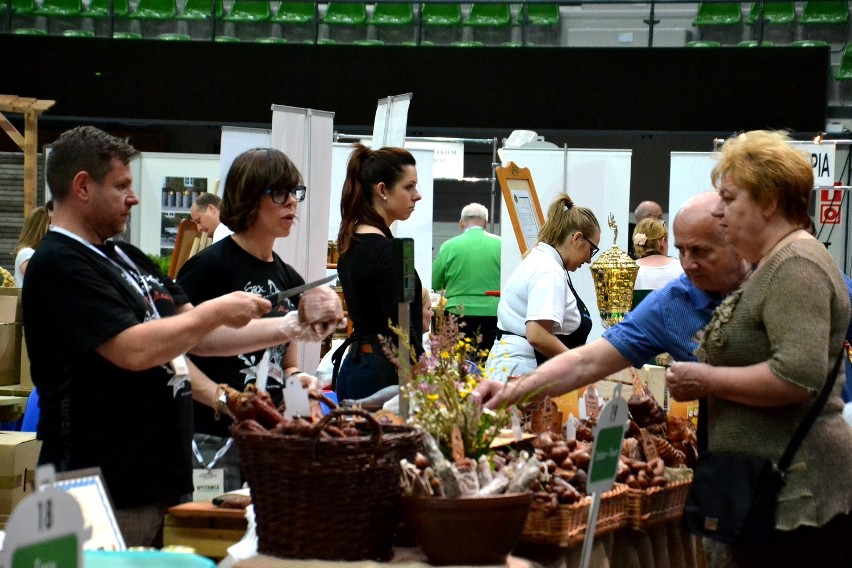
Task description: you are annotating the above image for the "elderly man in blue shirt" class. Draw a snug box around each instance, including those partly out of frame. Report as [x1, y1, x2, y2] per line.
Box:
[476, 191, 752, 408]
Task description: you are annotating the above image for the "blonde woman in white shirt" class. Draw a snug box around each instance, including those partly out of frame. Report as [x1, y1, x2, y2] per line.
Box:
[632, 217, 683, 291]
[486, 193, 600, 382]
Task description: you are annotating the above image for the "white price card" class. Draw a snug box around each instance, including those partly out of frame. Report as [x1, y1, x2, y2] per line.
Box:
[0, 464, 91, 568]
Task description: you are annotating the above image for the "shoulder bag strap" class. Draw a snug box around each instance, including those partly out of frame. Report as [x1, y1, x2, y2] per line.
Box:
[777, 348, 844, 471]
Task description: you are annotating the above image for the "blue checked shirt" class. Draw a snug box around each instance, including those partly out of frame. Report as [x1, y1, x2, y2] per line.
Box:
[603, 273, 726, 366]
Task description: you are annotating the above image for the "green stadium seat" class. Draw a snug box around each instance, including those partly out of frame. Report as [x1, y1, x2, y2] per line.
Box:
[465, 3, 511, 45]
[13, 27, 47, 34]
[792, 39, 831, 47]
[368, 3, 413, 44]
[112, 30, 142, 38]
[81, 0, 131, 36]
[215, 34, 240, 41]
[800, 1, 849, 45]
[312, 37, 337, 44]
[836, 42, 852, 76]
[9, 0, 37, 32]
[176, 0, 224, 39]
[835, 42, 852, 103]
[62, 28, 95, 36]
[401, 39, 433, 46]
[222, 0, 271, 41]
[256, 36, 287, 43]
[737, 39, 774, 47]
[271, 3, 316, 42]
[352, 38, 384, 45]
[323, 2, 367, 43]
[520, 3, 560, 46]
[157, 31, 191, 40]
[451, 40, 484, 47]
[747, 2, 795, 43]
[692, 3, 743, 45]
[129, 0, 177, 37]
[421, 3, 461, 45]
[686, 40, 722, 47]
[32, 0, 81, 32]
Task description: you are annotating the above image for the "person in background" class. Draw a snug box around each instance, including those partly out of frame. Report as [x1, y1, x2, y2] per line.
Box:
[23, 126, 343, 547]
[635, 200, 663, 222]
[476, 192, 750, 408]
[629, 199, 664, 259]
[177, 148, 320, 492]
[14, 205, 50, 287]
[665, 130, 852, 567]
[484, 193, 599, 382]
[334, 144, 424, 402]
[432, 202, 501, 357]
[632, 217, 684, 291]
[190, 192, 233, 243]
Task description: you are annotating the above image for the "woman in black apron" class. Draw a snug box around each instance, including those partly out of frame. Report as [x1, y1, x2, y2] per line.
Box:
[486, 193, 600, 381]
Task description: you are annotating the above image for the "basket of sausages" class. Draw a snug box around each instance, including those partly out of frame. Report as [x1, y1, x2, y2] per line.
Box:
[225, 386, 422, 561]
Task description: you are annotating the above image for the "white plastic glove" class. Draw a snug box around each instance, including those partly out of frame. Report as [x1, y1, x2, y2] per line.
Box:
[279, 311, 332, 342]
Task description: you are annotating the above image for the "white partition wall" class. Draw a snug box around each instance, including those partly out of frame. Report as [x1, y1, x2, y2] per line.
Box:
[498, 148, 632, 343]
[668, 151, 715, 260]
[219, 127, 271, 192]
[328, 143, 435, 289]
[270, 105, 335, 374]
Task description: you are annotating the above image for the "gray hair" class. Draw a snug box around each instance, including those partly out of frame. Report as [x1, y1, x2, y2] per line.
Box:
[460, 202, 488, 222]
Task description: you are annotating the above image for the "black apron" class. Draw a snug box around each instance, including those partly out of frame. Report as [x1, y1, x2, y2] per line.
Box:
[533, 274, 592, 365]
[494, 274, 593, 366]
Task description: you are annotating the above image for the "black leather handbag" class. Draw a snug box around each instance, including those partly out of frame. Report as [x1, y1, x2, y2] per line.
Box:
[682, 350, 843, 544]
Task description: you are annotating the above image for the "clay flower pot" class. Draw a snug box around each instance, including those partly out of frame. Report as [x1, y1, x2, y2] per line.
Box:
[401, 493, 533, 566]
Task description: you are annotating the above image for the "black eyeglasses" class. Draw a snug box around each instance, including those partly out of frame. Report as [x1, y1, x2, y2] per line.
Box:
[263, 186, 306, 204]
[581, 234, 600, 259]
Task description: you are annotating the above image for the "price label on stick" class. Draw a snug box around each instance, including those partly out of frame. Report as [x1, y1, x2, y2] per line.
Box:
[580, 384, 628, 568]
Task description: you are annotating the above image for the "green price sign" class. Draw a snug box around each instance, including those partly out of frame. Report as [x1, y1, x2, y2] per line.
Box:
[12, 534, 79, 568]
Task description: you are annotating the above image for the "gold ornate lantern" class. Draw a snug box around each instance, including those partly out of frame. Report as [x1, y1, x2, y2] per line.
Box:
[590, 214, 639, 327]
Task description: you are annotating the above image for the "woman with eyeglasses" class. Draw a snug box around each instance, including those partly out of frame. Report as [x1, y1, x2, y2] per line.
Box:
[332, 144, 424, 403]
[176, 147, 316, 491]
[485, 193, 600, 383]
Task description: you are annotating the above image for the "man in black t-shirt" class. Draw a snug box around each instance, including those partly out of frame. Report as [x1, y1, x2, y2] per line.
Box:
[23, 126, 344, 547]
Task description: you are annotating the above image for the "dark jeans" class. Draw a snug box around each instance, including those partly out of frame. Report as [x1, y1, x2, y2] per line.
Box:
[336, 348, 398, 402]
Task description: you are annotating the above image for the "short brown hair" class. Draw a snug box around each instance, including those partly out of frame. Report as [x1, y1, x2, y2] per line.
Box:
[711, 130, 812, 228]
[46, 126, 139, 201]
[219, 148, 302, 233]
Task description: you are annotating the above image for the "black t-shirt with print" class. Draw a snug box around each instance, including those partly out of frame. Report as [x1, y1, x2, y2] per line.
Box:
[23, 231, 193, 509]
[176, 237, 305, 438]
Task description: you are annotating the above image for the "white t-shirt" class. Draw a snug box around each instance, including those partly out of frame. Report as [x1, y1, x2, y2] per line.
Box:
[486, 243, 581, 382]
[633, 258, 684, 290]
[14, 247, 35, 287]
[212, 223, 234, 243]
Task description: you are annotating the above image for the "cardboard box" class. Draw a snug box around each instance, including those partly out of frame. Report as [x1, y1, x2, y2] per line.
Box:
[0, 431, 41, 516]
[0, 322, 22, 386]
[0, 288, 22, 323]
[19, 332, 31, 389]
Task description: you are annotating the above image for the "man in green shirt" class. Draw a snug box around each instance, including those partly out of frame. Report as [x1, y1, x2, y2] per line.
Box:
[432, 203, 501, 356]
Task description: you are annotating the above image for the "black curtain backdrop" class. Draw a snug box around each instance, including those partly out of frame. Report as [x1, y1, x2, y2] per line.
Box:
[2, 35, 828, 133]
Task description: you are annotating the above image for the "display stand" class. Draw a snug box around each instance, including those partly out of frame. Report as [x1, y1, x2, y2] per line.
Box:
[168, 218, 204, 278]
[372, 92, 412, 148]
[0, 95, 55, 217]
[496, 162, 545, 255]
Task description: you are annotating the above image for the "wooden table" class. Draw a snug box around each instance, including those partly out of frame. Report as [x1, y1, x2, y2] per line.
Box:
[164, 501, 248, 560]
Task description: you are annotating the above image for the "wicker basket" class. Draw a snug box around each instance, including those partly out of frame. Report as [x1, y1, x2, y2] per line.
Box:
[233, 409, 422, 561]
[520, 483, 629, 547]
[626, 477, 692, 530]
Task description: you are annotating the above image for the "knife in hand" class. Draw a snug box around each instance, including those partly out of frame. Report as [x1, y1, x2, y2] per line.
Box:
[263, 274, 337, 309]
